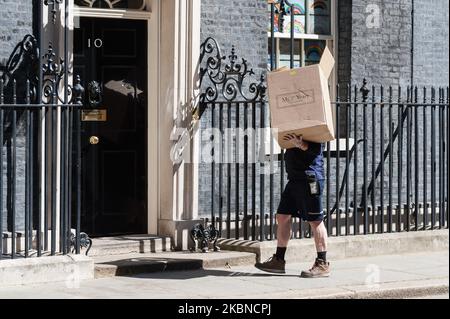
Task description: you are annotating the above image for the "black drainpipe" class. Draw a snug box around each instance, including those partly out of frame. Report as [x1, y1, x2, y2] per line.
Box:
[411, 0, 415, 86]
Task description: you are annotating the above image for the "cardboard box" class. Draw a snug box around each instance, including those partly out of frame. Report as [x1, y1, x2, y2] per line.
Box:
[267, 47, 336, 149]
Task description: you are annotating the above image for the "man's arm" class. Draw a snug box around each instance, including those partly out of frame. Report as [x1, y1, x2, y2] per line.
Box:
[284, 134, 322, 161]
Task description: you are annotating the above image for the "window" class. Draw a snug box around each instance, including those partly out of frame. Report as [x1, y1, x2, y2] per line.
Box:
[74, 0, 146, 10]
[267, 0, 336, 71]
[269, 0, 331, 36]
[269, 38, 327, 69]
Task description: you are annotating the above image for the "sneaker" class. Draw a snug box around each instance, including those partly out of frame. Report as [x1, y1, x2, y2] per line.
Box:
[255, 255, 286, 274]
[300, 258, 330, 278]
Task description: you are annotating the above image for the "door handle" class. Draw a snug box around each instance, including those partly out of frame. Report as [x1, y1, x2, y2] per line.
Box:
[89, 136, 100, 145]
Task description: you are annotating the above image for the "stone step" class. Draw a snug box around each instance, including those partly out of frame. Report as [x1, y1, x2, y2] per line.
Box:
[93, 251, 257, 278]
[88, 235, 172, 257]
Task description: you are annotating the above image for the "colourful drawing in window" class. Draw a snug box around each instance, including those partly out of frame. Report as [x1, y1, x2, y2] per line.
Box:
[268, 0, 331, 35]
[268, 13, 279, 33]
[288, 0, 306, 15]
[268, 1, 306, 34]
[283, 16, 306, 34]
[305, 40, 326, 65]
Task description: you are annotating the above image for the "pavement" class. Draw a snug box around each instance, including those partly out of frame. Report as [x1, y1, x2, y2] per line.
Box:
[413, 294, 449, 299]
[0, 251, 448, 299]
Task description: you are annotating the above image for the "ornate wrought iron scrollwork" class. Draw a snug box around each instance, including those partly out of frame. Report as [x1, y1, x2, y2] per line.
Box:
[199, 37, 266, 104]
[0, 36, 77, 105]
[190, 223, 220, 253]
[360, 78, 370, 102]
[70, 231, 93, 256]
[41, 43, 72, 104]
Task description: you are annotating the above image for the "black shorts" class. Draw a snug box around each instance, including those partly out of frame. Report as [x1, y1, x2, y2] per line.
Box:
[277, 179, 325, 222]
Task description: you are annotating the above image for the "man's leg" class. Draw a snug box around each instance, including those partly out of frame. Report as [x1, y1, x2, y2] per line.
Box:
[300, 220, 331, 278]
[274, 214, 292, 261]
[254, 214, 292, 274]
[277, 214, 292, 248]
[309, 221, 328, 255]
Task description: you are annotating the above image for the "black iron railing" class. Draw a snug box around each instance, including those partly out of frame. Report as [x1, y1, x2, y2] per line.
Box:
[327, 83, 449, 236]
[0, 79, 83, 259]
[198, 38, 449, 241]
[0, 1, 84, 260]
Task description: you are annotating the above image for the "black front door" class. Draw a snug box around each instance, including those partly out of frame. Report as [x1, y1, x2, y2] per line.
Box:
[74, 18, 147, 236]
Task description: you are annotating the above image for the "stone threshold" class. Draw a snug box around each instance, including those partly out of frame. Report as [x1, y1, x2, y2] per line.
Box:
[93, 251, 256, 278]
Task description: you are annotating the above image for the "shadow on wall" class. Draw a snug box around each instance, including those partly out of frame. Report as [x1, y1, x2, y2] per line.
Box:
[0, 34, 40, 232]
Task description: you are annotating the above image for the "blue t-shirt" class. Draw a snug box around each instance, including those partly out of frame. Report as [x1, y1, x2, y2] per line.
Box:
[284, 143, 325, 181]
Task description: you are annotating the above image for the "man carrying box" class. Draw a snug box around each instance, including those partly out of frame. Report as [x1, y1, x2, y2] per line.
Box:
[255, 46, 336, 278]
[255, 134, 330, 278]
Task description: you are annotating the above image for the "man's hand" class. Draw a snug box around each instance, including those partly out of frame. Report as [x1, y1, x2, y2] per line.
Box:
[284, 134, 309, 151]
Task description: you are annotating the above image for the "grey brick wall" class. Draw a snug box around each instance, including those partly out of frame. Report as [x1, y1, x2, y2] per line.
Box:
[413, 0, 449, 87]
[0, 0, 34, 232]
[199, 0, 269, 217]
[349, 0, 413, 87]
[347, 0, 449, 88]
[200, 0, 268, 77]
[0, 0, 34, 67]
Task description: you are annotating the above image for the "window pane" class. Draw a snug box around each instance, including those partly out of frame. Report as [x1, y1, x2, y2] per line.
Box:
[309, 15, 331, 35]
[308, 0, 331, 35]
[309, 0, 330, 15]
[279, 39, 302, 68]
[304, 40, 326, 65]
